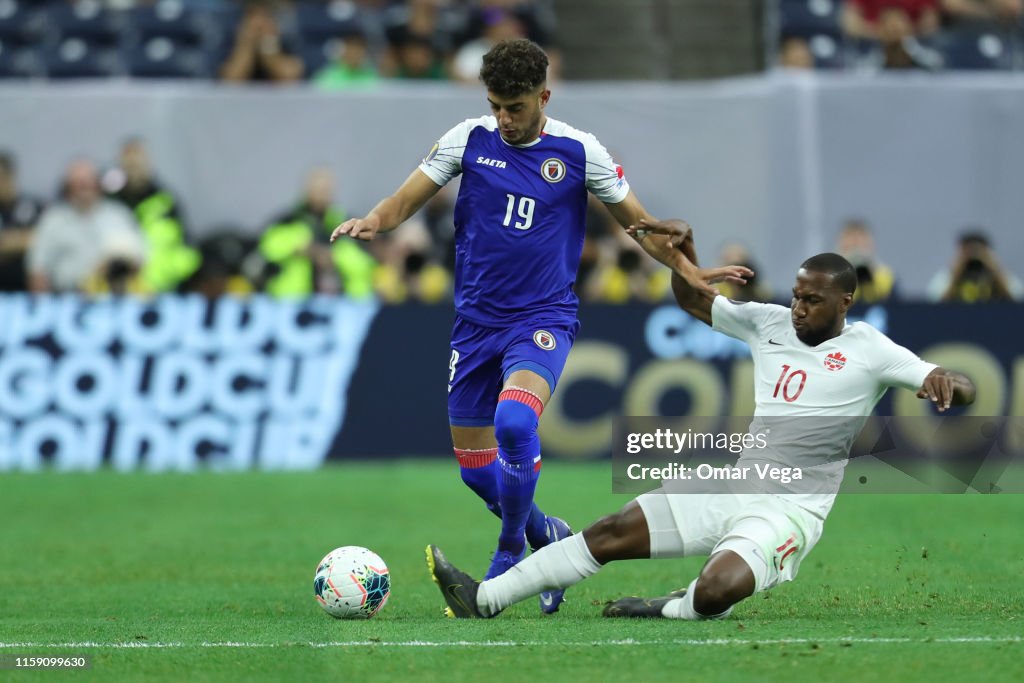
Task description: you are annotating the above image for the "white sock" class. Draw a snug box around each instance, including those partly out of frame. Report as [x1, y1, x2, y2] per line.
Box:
[660, 579, 734, 620]
[477, 534, 601, 616]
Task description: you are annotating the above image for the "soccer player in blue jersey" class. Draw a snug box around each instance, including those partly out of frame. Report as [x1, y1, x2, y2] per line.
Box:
[331, 39, 739, 613]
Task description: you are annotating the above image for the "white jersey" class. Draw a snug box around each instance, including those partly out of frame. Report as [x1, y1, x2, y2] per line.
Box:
[711, 296, 937, 518]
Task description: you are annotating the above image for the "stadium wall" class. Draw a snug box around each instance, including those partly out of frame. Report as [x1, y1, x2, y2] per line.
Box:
[0, 294, 1018, 471]
[2, 73, 1024, 295]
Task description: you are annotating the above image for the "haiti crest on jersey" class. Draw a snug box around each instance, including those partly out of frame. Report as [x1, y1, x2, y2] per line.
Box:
[533, 330, 557, 350]
[541, 158, 566, 183]
[824, 351, 847, 371]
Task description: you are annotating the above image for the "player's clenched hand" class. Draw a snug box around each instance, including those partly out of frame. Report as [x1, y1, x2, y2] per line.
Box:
[331, 215, 381, 242]
[917, 373, 956, 412]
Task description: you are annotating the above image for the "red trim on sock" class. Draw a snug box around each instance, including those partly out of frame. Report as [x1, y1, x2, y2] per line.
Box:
[498, 388, 544, 418]
[454, 447, 498, 469]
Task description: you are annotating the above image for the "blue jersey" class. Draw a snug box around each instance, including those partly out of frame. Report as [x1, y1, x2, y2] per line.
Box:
[419, 116, 630, 326]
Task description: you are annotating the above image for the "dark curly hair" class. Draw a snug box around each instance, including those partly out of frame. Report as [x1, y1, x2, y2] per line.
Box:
[479, 39, 549, 97]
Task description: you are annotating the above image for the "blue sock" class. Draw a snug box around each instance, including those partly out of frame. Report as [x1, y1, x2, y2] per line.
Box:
[493, 394, 543, 557]
[526, 504, 549, 548]
[455, 447, 500, 513]
[455, 447, 545, 530]
[497, 456, 538, 555]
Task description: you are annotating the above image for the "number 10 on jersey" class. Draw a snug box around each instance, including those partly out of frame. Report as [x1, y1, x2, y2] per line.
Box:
[773, 364, 807, 403]
[503, 194, 535, 230]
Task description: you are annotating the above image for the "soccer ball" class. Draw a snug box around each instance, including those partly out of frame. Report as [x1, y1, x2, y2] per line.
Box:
[313, 546, 391, 619]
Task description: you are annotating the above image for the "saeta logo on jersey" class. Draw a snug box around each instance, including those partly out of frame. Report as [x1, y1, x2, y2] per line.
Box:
[541, 158, 566, 183]
[824, 351, 847, 371]
[533, 330, 557, 350]
[476, 156, 507, 168]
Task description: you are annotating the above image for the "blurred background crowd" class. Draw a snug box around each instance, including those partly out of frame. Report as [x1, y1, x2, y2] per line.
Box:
[777, 0, 1024, 71]
[3, 141, 1019, 304]
[0, 0, 559, 82]
[1, 0, 1022, 303]
[1, 1, 1022, 81]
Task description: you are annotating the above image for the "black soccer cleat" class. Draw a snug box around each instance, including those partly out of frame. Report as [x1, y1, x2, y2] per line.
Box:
[425, 544, 489, 619]
[601, 588, 689, 618]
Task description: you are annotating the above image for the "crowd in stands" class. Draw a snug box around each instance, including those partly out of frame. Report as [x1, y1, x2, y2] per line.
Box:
[0, 0, 558, 82]
[1, 146, 1020, 303]
[7, 1, 1023, 81]
[777, 0, 1024, 70]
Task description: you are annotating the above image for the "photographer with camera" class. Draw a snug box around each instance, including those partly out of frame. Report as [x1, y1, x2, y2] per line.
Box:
[837, 219, 897, 303]
[27, 159, 146, 295]
[927, 229, 1023, 302]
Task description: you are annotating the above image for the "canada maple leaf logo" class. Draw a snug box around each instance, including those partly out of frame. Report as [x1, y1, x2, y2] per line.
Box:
[824, 351, 847, 371]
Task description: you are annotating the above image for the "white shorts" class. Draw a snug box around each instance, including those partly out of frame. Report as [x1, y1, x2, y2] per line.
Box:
[635, 491, 824, 593]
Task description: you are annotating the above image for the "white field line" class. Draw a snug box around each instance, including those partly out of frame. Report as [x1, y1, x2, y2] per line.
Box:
[0, 636, 1020, 649]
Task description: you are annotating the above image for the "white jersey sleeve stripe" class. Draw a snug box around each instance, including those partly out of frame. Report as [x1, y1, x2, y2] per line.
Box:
[418, 116, 494, 187]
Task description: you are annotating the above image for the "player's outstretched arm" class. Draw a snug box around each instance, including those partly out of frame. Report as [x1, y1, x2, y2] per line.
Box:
[624, 217, 753, 320]
[603, 193, 749, 298]
[917, 368, 976, 412]
[668, 227, 715, 325]
[603, 192, 702, 288]
[330, 170, 441, 242]
[665, 225, 756, 326]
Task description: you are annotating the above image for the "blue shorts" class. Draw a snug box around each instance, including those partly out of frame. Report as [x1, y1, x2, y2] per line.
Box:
[447, 315, 580, 427]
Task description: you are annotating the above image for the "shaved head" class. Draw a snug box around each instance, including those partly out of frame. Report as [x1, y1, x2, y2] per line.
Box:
[800, 253, 857, 296]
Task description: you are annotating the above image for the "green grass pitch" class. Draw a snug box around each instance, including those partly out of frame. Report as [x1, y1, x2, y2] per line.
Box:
[1, 461, 1022, 682]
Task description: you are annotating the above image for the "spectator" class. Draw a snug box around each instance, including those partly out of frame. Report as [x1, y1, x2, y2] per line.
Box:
[584, 238, 669, 304]
[846, 4, 945, 69]
[778, 35, 815, 69]
[220, 0, 304, 84]
[393, 33, 449, 79]
[103, 138, 200, 292]
[881, 5, 944, 68]
[0, 152, 46, 292]
[185, 230, 256, 298]
[399, 248, 451, 303]
[452, 9, 527, 83]
[380, 0, 462, 78]
[27, 159, 146, 294]
[313, 30, 379, 90]
[837, 218, 897, 302]
[253, 167, 377, 298]
[366, 200, 453, 303]
[940, 0, 1023, 24]
[463, 0, 561, 79]
[928, 229, 1023, 302]
[714, 242, 772, 303]
[842, 0, 941, 39]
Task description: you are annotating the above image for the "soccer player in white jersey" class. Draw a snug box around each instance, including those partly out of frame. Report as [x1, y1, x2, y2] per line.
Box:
[426, 219, 976, 620]
[332, 40, 744, 613]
